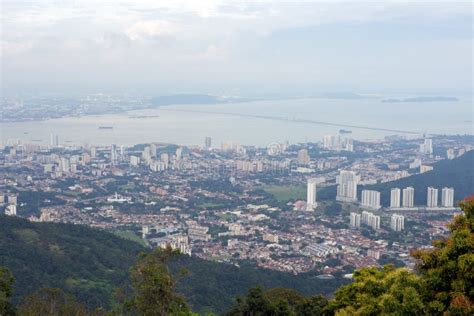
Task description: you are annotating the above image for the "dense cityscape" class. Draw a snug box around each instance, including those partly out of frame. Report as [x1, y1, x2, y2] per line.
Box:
[1, 1, 472, 314]
[2, 131, 471, 277]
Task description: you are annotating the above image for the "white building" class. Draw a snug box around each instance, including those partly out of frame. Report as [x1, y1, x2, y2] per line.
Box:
[409, 159, 422, 169]
[402, 187, 415, 208]
[390, 214, 405, 231]
[50, 133, 60, 147]
[297, 149, 310, 164]
[427, 187, 439, 207]
[130, 155, 140, 166]
[110, 144, 117, 165]
[187, 223, 210, 242]
[306, 178, 318, 210]
[361, 190, 381, 210]
[446, 148, 455, 160]
[420, 165, 434, 173]
[323, 134, 338, 150]
[368, 214, 380, 230]
[390, 188, 401, 208]
[5, 204, 16, 216]
[205, 137, 212, 149]
[441, 187, 454, 208]
[361, 211, 380, 230]
[336, 170, 359, 202]
[350, 212, 361, 227]
[420, 138, 433, 154]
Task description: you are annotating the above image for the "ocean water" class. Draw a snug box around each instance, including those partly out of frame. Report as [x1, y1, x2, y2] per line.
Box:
[1, 98, 472, 147]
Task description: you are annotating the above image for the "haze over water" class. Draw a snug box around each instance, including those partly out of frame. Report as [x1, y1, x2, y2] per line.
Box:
[2, 98, 472, 147]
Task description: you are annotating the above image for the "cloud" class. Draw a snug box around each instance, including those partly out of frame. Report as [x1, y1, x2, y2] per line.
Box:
[1, 0, 472, 94]
[125, 20, 179, 41]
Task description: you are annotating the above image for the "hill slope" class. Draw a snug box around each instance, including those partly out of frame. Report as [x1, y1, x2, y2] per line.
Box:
[0, 215, 144, 308]
[365, 150, 474, 206]
[0, 216, 347, 313]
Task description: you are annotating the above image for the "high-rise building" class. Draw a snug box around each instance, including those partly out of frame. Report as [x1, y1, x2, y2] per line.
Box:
[59, 157, 70, 173]
[205, 137, 212, 149]
[362, 211, 380, 230]
[336, 170, 359, 202]
[446, 148, 455, 159]
[368, 214, 380, 230]
[339, 130, 353, 152]
[50, 133, 60, 147]
[323, 134, 338, 150]
[142, 146, 152, 164]
[390, 188, 401, 208]
[150, 144, 157, 157]
[420, 138, 433, 154]
[390, 214, 405, 231]
[441, 187, 454, 207]
[110, 144, 117, 165]
[427, 187, 438, 207]
[130, 155, 140, 166]
[350, 212, 361, 227]
[402, 187, 415, 208]
[306, 178, 318, 210]
[361, 190, 381, 210]
[5, 204, 16, 216]
[297, 149, 310, 165]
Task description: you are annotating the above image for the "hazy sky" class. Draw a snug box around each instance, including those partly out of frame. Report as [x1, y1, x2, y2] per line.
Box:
[1, 0, 472, 96]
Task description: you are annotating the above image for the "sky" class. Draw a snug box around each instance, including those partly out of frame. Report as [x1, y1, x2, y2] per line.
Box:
[1, 0, 472, 96]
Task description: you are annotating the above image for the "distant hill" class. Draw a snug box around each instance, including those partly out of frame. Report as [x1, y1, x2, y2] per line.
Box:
[150, 94, 246, 106]
[364, 150, 474, 206]
[381, 96, 459, 103]
[0, 216, 347, 313]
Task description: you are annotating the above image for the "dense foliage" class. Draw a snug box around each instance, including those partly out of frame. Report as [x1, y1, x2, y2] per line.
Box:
[122, 249, 192, 315]
[0, 216, 345, 314]
[0, 267, 15, 315]
[226, 287, 329, 316]
[0, 215, 144, 309]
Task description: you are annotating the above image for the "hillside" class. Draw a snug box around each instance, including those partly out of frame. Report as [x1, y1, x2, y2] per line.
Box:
[365, 150, 474, 206]
[0, 215, 144, 309]
[0, 216, 347, 313]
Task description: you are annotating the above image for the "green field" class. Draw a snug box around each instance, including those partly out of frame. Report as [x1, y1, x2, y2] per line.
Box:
[260, 184, 306, 202]
[112, 230, 147, 247]
[197, 202, 225, 209]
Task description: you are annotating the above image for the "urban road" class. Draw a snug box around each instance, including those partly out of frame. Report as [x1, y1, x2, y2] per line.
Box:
[159, 109, 420, 135]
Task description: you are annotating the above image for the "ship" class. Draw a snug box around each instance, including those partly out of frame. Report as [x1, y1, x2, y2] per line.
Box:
[98, 126, 114, 130]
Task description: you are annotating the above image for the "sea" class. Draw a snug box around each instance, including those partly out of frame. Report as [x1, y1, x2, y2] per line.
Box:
[1, 98, 472, 147]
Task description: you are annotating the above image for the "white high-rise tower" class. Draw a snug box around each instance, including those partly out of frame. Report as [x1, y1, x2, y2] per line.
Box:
[427, 187, 438, 207]
[390, 188, 401, 208]
[306, 178, 318, 210]
[361, 190, 381, 210]
[336, 170, 359, 202]
[402, 187, 415, 208]
[390, 214, 405, 231]
[441, 187, 454, 208]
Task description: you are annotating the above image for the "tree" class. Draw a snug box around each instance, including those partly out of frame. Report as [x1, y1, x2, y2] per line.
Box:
[0, 267, 15, 316]
[16, 288, 96, 316]
[411, 196, 474, 314]
[328, 265, 427, 315]
[123, 247, 193, 316]
[226, 287, 330, 316]
[329, 197, 474, 315]
[226, 286, 277, 316]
